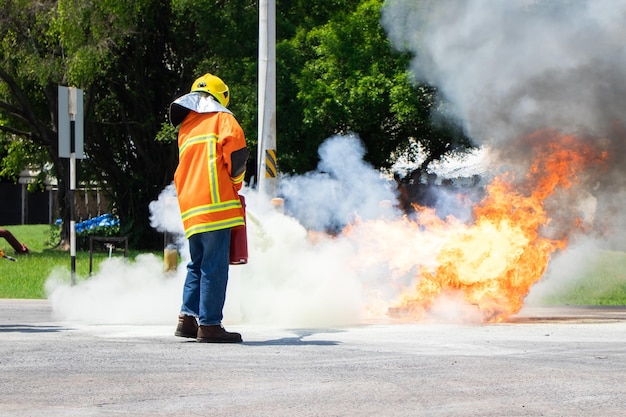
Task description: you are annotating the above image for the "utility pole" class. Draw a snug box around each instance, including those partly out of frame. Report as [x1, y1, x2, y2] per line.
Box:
[58, 86, 84, 286]
[257, 0, 277, 197]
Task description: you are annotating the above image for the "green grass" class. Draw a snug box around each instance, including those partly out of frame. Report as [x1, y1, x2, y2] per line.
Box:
[539, 250, 626, 306]
[0, 224, 157, 299]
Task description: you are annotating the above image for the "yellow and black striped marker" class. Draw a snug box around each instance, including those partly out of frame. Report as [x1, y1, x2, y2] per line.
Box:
[265, 149, 277, 178]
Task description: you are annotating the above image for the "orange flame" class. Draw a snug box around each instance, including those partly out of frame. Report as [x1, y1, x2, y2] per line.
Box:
[388, 130, 607, 322]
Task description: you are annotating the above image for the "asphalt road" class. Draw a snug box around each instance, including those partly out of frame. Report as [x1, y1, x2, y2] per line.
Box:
[1, 299, 626, 416]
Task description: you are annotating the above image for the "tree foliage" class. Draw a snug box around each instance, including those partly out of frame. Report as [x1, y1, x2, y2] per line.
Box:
[0, 0, 70, 237]
[275, 0, 471, 174]
[0, 0, 471, 248]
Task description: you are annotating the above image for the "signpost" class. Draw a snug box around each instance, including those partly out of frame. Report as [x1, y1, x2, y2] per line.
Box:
[58, 86, 85, 285]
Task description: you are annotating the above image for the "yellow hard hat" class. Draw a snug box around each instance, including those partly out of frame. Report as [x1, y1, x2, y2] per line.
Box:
[190, 73, 230, 107]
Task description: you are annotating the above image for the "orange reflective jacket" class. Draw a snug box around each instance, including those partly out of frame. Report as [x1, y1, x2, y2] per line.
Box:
[174, 110, 247, 238]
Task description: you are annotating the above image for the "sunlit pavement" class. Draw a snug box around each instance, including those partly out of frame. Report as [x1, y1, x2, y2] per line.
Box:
[1, 299, 626, 416]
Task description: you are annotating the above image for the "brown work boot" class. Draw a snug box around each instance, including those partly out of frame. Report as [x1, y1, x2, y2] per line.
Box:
[197, 325, 242, 343]
[175, 314, 198, 338]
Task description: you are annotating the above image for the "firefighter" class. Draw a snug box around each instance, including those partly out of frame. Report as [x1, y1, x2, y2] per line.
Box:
[169, 73, 249, 343]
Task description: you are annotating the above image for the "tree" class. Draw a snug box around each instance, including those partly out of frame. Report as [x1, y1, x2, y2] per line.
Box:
[0, 0, 169, 247]
[1, 0, 74, 243]
[82, 0, 181, 248]
[276, 0, 472, 174]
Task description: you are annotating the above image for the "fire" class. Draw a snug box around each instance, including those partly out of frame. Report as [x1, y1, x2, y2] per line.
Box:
[379, 130, 606, 322]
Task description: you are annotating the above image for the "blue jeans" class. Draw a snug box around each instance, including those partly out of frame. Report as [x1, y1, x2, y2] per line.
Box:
[180, 229, 231, 325]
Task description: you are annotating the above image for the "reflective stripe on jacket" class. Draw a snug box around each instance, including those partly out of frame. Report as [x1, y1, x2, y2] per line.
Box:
[174, 109, 247, 238]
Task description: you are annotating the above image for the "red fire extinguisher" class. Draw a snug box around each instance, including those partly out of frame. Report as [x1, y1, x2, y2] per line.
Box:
[229, 194, 248, 265]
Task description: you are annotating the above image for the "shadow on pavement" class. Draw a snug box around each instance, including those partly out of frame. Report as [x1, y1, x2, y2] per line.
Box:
[243, 337, 340, 346]
[243, 328, 343, 346]
[0, 324, 69, 333]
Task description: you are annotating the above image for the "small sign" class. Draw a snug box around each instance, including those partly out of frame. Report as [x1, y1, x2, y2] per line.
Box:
[58, 86, 85, 159]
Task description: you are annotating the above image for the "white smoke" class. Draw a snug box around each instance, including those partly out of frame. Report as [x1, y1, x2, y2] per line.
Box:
[279, 133, 400, 231]
[45, 134, 411, 328]
[381, 0, 626, 143]
[148, 183, 184, 235]
[45, 255, 181, 325]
